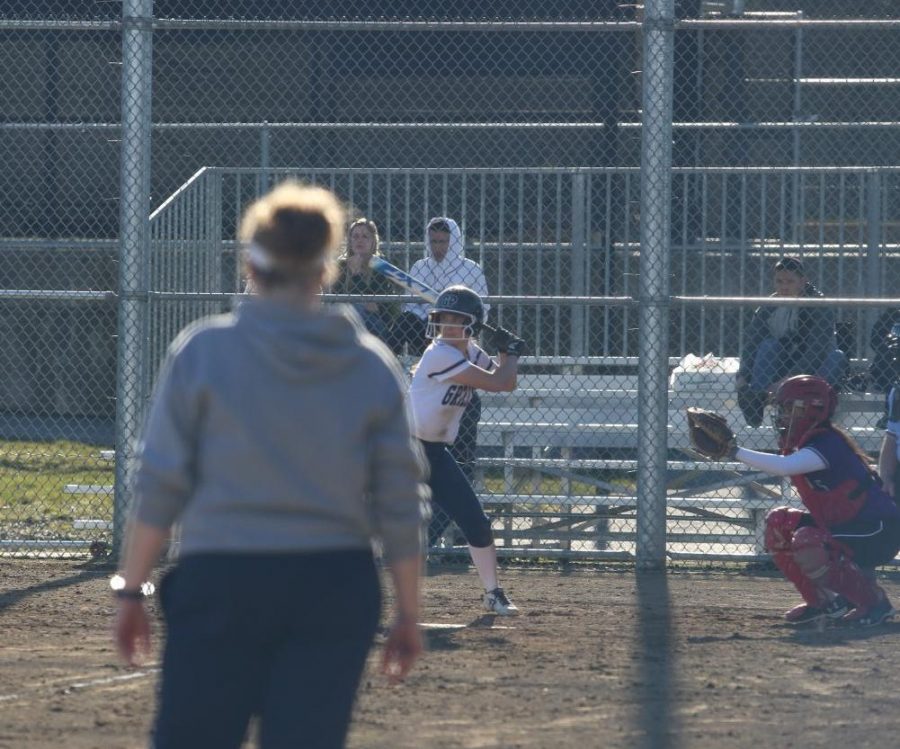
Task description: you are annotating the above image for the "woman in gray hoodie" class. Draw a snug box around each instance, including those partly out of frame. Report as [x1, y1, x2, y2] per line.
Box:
[114, 182, 429, 749]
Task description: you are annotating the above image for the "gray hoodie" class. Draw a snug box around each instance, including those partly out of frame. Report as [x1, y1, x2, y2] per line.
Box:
[402, 217, 490, 320]
[132, 297, 428, 562]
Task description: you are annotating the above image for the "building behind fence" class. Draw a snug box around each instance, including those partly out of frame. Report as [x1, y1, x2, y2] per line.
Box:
[0, 1, 898, 562]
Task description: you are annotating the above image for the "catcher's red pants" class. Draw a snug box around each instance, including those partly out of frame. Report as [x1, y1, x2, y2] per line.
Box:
[152, 550, 380, 749]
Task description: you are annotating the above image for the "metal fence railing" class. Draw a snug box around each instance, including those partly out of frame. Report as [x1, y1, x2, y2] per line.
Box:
[2, 2, 899, 565]
[144, 166, 900, 364]
[4, 7, 900, 240]
[137, 165, 900, 563]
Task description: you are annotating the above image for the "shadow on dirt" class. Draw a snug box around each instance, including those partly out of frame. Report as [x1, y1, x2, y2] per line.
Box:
[423, 629, 463, 652]
[787, 619, 900, 645]
[0, 568, 106, 614]
[635, 569, 679, 749]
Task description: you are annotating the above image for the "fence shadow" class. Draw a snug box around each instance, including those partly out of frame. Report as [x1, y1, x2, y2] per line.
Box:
[0, 568, 106, 614]
[634, 569, 679, 749]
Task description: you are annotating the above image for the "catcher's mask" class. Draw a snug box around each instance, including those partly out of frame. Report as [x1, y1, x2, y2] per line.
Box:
[426, 285, 484, 341]
[771, 374, 837, 452]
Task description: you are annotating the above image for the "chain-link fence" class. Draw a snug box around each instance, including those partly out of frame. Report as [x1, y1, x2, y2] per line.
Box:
[1, 1, 899, 565]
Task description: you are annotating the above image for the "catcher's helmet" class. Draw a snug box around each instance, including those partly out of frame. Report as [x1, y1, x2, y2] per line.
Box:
[426, 285, 485, 340]
[771, 374, 837, 452]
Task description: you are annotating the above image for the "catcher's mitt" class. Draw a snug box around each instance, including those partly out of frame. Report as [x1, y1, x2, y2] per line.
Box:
[686, 407, 738, 460]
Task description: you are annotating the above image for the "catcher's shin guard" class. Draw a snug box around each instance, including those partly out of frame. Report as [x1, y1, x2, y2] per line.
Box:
[772, 551, 826, 607]
[791, 526, 880, 609]
[765, 508, 825, 606]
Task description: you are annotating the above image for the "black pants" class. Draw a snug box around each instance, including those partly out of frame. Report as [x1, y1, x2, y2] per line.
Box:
[428, 393, 482, 544]
[153, 550, 381, 749]
[798, 513, 900, 569]
[421, 440, 493, 549]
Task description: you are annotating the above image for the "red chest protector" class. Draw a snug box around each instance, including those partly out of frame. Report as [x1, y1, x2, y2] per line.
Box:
[788, 428, 874, 528]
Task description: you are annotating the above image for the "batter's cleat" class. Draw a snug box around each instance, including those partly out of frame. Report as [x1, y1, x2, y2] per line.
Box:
[784, 596, 850, 624]
[483, 587, 519, 616]
[842, 596, 896, 628]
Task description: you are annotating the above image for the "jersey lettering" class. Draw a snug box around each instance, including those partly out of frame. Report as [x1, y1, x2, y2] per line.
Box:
[441, 384, 472, 408]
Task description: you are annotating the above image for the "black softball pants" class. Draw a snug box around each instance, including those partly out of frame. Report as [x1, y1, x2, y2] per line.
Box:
[797, 513, 900, 568]
[421, 439, 493, 549]
[430, 393, 482, 544]
[152, 550, 381, 749]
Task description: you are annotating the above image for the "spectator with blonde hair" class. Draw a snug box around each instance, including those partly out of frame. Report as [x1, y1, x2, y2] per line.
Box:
[331, 217, 398, 342]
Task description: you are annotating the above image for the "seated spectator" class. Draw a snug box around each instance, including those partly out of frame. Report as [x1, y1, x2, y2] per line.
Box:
[869, 308, 900, 393]
[736, 257, 848, 427]
[331, 218, 397, 342]
[388, 217, 489, 357]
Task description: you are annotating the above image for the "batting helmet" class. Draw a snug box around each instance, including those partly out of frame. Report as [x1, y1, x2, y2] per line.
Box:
[771, 374, 837, 452]
[426, 285, 485, 340]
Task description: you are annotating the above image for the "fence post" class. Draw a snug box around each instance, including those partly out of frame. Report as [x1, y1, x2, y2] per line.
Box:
[114, 0, 154, 558]
[570, 172, 587, 357]
[637, 0, 674, 569]
[865, 170, 884, 358]
[257, 122, 271, 197]
[206, 170, 225, 300]
[790, 10, 805, 242]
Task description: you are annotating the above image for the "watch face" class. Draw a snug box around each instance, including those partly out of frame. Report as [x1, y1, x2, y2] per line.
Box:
[109, 574, 156, 596]
[110, 573, 127, 591]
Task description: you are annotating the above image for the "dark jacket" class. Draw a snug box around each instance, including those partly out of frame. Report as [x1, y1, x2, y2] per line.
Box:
[869, 308, 900, 392]
[738, 282, 837, 383]
[332, 257, 399, 323]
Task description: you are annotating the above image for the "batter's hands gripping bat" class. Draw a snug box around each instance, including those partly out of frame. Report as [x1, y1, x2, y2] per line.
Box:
[483, 325, 527, 357]
[369, 256, 526, 356]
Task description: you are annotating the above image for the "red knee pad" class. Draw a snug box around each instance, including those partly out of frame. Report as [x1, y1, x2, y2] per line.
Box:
[790, 525, 833, 581]
[764, 507, 806, 552]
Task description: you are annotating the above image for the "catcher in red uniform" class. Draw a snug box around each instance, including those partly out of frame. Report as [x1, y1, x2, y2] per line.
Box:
[688, 375, 900, 626]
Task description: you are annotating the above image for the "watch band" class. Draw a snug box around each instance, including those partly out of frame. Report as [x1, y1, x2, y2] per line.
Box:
[114, 588, 146, 600]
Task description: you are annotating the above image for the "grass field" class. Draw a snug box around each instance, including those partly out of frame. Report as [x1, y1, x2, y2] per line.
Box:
[0, 441, 113, 543]
[0, 447, 640, 555]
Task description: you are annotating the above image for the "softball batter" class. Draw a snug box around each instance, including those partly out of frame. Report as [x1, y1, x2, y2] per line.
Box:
[408, 284, 526, 616]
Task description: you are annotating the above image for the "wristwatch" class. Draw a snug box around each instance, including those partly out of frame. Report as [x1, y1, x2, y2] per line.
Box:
[109, 574, 155, 600]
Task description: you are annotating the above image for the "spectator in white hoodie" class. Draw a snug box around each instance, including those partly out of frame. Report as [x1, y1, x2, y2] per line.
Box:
[389, 217, 489, 357]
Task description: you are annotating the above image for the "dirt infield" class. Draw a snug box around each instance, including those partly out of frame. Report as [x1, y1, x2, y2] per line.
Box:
[2, 560, 900, 749]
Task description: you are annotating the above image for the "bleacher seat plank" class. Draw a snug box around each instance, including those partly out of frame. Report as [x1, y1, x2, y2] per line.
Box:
[479, 493, 800, 512]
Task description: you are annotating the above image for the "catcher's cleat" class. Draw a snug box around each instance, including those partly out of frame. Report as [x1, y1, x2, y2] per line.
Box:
[784, 596, 850, 624]
[483, 587, 519, 616]
[842, 596, 896, 628]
